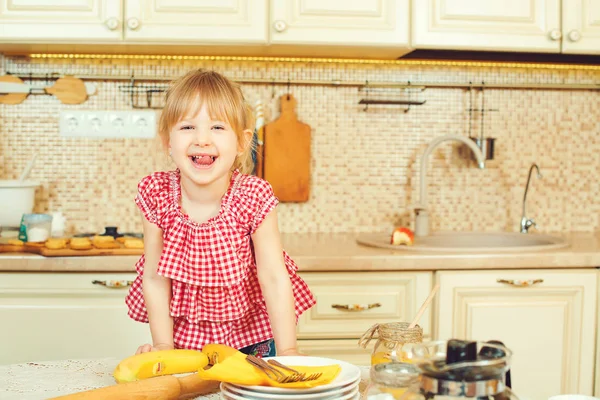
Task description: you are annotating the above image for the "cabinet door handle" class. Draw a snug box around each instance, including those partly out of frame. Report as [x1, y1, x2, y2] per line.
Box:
[548, 29, 562, 41]
[331, 303, 381, 312]
[92, 279, 133, 288]
[568, 30, 582, 42]
[104, 17, 119, 31]
[273, 20, 288, 32]
[497, 278, 543, 287]
[104, 17, 120, 31]
[127, 17, 141, 30]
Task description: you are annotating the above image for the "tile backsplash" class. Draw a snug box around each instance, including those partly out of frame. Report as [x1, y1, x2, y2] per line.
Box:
[1, 55, 599, 235]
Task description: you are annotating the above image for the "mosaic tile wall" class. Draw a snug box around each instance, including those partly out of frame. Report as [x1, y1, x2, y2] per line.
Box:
[1, 55, 599, 235]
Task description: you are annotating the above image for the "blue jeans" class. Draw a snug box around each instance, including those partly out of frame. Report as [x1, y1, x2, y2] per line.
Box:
[239, 339, 276, 358]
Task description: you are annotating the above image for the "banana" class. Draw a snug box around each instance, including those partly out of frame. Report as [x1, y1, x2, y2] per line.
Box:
[113, 349, 209, 383]
[201, 343, 240, 365]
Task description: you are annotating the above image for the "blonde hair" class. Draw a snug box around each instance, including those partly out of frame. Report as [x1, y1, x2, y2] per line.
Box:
[159, 69, 255, 174]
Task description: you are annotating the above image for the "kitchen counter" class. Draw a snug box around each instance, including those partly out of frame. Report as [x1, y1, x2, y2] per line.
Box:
[0, 358, 220, 400]
[1, 232, 600, 272]
[0, 358, 370, 400]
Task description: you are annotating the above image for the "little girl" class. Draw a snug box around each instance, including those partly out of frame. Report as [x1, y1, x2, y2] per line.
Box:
[125, 69, 316, 358]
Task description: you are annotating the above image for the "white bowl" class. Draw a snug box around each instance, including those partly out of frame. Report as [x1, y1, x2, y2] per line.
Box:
[0, 180, 40, 228]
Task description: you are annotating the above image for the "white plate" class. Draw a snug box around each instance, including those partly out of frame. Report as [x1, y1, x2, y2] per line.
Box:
[221, 393, 361, 400]
[222, 381, 359, 400]
[221, 384, 359, 400]
[235, 356, 361, 394]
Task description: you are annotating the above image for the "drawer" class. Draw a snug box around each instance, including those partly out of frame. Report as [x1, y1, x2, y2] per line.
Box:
[297, 271, 433, 339]
[298, 339, 373, 366]
[0, 273, 150, 364]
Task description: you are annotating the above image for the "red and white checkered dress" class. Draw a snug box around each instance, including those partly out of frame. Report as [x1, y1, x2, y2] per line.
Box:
[125, 169, 316, 351]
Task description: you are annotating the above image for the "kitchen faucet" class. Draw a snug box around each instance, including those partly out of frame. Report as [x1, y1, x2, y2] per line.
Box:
[520, 163, 542, 233]
[414, 135, 486, 237]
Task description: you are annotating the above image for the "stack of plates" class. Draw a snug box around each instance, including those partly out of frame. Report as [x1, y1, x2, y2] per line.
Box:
[220, 356, 362, 400]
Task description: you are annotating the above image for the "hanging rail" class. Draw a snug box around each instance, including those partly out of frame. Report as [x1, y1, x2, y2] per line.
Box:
[4, 72, 600, 90]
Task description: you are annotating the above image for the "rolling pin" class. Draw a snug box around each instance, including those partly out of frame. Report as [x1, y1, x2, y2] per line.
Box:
[48, 373, 220, 400]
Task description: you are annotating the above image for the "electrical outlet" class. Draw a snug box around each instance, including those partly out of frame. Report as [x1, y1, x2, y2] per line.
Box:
[59, 111, 157, 138]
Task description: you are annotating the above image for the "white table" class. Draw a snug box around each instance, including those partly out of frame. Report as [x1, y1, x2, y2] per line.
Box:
[0, 358, 370, 400]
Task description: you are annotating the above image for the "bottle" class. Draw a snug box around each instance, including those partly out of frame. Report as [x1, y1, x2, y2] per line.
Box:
[51, 212, 66, 238]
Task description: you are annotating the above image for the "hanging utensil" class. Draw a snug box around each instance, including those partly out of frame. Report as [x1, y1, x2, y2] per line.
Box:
[0, 75, 91, 105]
[467, 85, 497, 161]
[263, 94, 311, 202]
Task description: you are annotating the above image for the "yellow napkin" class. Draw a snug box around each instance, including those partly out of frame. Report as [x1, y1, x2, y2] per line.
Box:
[196, 351, 341, 388]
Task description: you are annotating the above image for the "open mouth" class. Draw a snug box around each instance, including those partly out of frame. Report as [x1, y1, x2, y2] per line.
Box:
[189, 155, 217, 168]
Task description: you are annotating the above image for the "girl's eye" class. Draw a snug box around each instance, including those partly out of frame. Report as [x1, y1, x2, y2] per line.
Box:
[180, 125, 194, 130]
[212, 125, 225, 130]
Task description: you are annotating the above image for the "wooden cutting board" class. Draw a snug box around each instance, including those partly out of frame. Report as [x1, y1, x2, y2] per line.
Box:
[0, 74, 88, 105]
[0, 243, 144, 257]
[263, 94, 311, 202]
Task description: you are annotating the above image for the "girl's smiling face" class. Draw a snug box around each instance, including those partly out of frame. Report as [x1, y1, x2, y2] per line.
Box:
[169, 103, 242, 187]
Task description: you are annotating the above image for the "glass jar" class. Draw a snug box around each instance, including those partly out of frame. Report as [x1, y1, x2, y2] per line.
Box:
[359, 322, 424, 366]
[363, 362, 420, 400]
[18, 213, 53, 242]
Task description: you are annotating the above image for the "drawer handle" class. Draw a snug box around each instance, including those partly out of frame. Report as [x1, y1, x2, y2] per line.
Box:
[497, 278, 543, 287]
[331, 303, 381, 312]
[92, 279, 133, 289]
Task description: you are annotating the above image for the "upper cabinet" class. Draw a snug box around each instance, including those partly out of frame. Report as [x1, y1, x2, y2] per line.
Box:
[0, 0, 595, 55]
[0, 0, 267, 44]
[0, 0, 123, 41]
[270, 0, 409, 47]
[412, 0, 562, 53]
[412, 0, 600, 55]
[124, 0, 267, 44]
[562, 0, 600, 54]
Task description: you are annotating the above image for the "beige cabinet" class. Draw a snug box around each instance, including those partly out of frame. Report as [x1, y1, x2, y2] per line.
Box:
[124, 0, 268, 44]
[596, 272, 600, 398]
[0, 0, 267, 44]
[412, 0, 600, 54]
[296, 271, 433, 364]
[562, 0, 600, 54]
[0, 0, 123, 42]
[0, 0, 406, 50]
[0, 273, 151, 365]
[435, 269, 598, 400]
[270, 0, 409, 47]
[412, 0, 562, 53]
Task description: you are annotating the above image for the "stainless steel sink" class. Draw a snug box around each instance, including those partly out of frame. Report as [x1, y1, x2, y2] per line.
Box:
[356, 231, 569, 253]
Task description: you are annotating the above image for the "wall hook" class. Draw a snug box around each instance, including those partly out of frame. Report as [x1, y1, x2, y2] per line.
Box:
[363, 80, 369, 111]
[271, 78, 276, 99]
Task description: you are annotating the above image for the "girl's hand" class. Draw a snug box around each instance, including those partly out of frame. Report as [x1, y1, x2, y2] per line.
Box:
[278, 347, 305, 357]
[135, 342, 174, 354]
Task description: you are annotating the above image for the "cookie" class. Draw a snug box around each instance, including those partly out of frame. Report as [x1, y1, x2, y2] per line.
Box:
[92, 240, 121, 249]
[123, 239, 144, 249]
[7, 239, 24, 246]
[70, 237, 93, 250]
[45, 238, 68, 250]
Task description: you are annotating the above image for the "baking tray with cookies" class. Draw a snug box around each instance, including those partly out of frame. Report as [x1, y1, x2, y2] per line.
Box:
[0, 235, 145, 257]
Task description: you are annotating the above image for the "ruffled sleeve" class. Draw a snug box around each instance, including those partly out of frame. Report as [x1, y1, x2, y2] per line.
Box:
[134, 172, 172, 229]
[234, 175, 279, 234]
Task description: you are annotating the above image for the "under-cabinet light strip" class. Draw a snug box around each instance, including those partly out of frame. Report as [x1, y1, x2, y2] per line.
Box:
[24, 53, 600, 71]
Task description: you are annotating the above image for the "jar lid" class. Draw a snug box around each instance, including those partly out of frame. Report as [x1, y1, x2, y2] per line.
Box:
[370, 362, 420, 388]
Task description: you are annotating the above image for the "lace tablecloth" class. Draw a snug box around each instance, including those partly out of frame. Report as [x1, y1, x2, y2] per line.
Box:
[0, 358, 371, 400]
